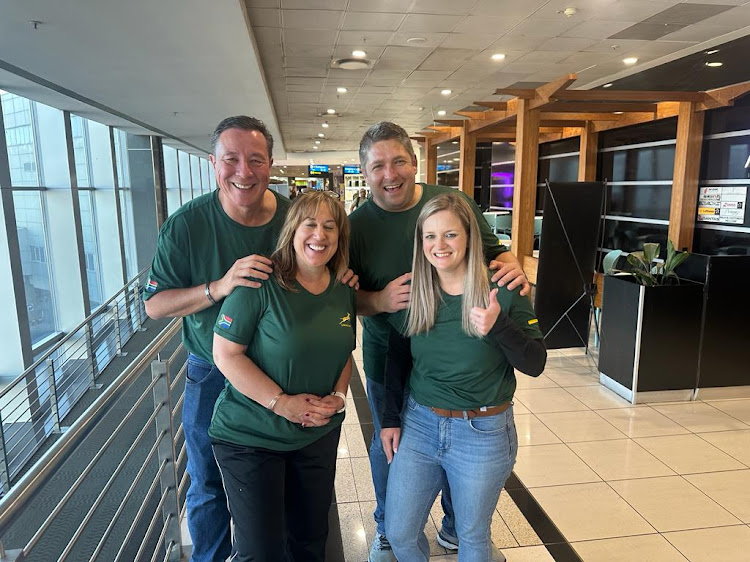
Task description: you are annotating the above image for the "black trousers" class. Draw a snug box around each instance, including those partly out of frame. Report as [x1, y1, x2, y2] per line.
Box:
[212, 426, 341, 562]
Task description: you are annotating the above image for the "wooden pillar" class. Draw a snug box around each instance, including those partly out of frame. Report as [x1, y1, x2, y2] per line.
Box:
[425, 142, 437, 185]
[511, 98, 540, 259]
[668, 101, 704, 251]
[578, 122, 598, 182]
[458, 126, 477, 196]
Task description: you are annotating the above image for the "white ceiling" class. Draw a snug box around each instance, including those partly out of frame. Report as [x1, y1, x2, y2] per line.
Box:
[1, 0, 749, 161]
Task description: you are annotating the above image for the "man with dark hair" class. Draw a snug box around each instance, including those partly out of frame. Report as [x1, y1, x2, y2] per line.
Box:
[350, 121, 529, 562]
[143, 115, 287, 562]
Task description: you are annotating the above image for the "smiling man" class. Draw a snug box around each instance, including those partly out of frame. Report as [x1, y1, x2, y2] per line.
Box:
[349, 121, 529, 562]
[142, 116, 289, 562]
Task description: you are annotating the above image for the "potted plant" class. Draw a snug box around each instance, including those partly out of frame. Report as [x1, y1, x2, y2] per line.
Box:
[597, 241, 704, 404]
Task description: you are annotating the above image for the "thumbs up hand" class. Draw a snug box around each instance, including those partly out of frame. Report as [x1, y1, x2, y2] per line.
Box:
[470, 288, 502, 336]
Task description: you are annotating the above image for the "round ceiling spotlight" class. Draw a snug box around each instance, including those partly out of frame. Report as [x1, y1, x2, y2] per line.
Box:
[705, 49, 720, 55]
[407, 37, 427, 44]
[603, 83, 613, 88]
[318, 133, 325, 138]
[623, 57, 638, 65]
[705, 61, 723, 67]
[437, 110, 447, 116]
[441, 89, 452, 95]
[322, 122, 329, 128]
[327, 108, 336, 114]
[352, 50, 367, 58]
[331, 57, 373, 70]
[336, 87, 348, 93]
[491, 53, 506, 61]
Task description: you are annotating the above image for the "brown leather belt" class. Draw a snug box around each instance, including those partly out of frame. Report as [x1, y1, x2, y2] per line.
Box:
[430, 402, 511, 419]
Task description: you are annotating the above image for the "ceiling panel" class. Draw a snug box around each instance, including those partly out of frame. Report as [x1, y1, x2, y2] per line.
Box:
[342, 12, 406, 31]
[281, 9, 343, 29]
[247, 8, 281, 27]
[400, 14, 464, 33]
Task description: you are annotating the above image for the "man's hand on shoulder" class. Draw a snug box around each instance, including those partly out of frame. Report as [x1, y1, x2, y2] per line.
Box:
[377, 272, 412, 313]
[214, 254, 273, 298]
[340, 268, 359, 290]
[489, 255, 531, 296]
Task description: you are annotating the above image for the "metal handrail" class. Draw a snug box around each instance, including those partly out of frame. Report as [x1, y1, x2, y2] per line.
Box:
[0, 318, 186, 562]
[0, 267, 150, 490]
[6, 267, 149, 382]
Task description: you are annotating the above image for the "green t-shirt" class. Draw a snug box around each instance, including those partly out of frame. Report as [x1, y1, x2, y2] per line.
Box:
[390, 284, 543, 409]
[142, 189, 291, 362]
[209, 274, 356, 450]
[349, 183, 507, 383]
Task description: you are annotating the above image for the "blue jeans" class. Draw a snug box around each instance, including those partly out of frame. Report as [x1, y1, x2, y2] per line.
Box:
[183, 354, 231, 562]
[366, 379, 455, 537]
[385, 397, 518, 562]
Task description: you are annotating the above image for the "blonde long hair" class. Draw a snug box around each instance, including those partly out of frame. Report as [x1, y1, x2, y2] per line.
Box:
[271, 192, 350, 291]
[406, 193, 490, 337]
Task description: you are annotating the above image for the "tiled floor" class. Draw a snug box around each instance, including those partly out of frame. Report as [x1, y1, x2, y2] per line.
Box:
[338, 326, 750, 561]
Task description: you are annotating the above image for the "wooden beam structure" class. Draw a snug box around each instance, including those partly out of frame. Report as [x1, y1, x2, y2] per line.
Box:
[511, 98, 540, 259]
[668, 102, 705, 251]
[578, 122, 598, 182]
[458, 126, 476, 197]
[409, 74, 750, 272]
[425, 142, 437, 185]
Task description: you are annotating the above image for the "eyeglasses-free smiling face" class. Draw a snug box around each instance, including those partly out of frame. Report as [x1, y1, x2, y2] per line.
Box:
[293, 205, 339, 274]
[421, 210, 468, 277]
[211, 128, 272, 216]
[362, 139, 418, 212]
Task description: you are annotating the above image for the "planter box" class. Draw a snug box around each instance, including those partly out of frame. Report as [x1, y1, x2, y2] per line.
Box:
[598, 274, 704, 404]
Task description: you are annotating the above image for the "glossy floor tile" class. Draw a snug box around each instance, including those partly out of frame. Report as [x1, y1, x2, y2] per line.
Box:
[572, 533, 688, 562]
[535, 410, 626, 442]
[705, 398, 750, 424]
[608, 476, 741, 532]
[513, 387, 588, 414]
[514, 414, 562, 446]
[635, 433, 746, 474]
[568, 439, 675, 481]
[664, 525, 750, 562]
[530, 482, 655, 542]
[652, 402, 749, 433]
[595, 406, 690, 438]
[684, 469, 750, 523]
[698, 429, 750, 465]
[514, 444, 601, 487]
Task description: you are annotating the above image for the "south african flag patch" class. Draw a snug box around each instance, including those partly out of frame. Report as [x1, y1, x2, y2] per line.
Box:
[217, 314, 233, 330]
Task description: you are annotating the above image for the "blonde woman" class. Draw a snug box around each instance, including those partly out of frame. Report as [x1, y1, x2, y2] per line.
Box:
[381, 193, 546, 561]
[210, 191, 355, 561]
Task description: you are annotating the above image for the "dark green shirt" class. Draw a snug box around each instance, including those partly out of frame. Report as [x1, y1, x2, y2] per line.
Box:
[209, 275, 356, 450]
[142, 190, 290, 362]
[349, 183, 507, 383]
[390, 284, 543, 409]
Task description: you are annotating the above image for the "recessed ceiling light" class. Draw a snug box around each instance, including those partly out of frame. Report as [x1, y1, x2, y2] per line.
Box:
[705, 61, 723, 67]
[337, 87, 348, 93]
[491, 53, 506, 61]
[623, 57, 638, 65]
[452, 141, 458, 145]
[603, 83, 613, 88]
[705, 49, 720, 55]
[327, 108, 336, 114]
[318, 133, 325, 138]
[437, 110, 447, 116]
[614, 111, 623, 115]
[313, 146, 318, 150]
[352, 50, 367, 58]
[441, 89, 452, 95]
[315, 140, 321, 144]
[322, 122, 329, 128]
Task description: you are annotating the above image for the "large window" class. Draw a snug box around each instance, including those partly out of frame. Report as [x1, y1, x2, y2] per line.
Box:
[2, 93, 39, 187]
[78, 191, 104, 309]
[13, 191, 57, 344]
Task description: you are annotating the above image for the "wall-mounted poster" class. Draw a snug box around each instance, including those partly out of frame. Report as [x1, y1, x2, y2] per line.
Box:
[697, 186, 746, 224]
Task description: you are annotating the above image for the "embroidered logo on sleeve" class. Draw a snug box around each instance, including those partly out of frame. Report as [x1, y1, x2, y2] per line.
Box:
[528, 318, 539, 325]
[339, 313, 351, 327]
[218, 314, 233, 330]
[145, 279, 158, 293]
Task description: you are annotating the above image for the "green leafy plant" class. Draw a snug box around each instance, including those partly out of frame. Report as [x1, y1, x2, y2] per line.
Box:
[603, 240, 690, 287]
